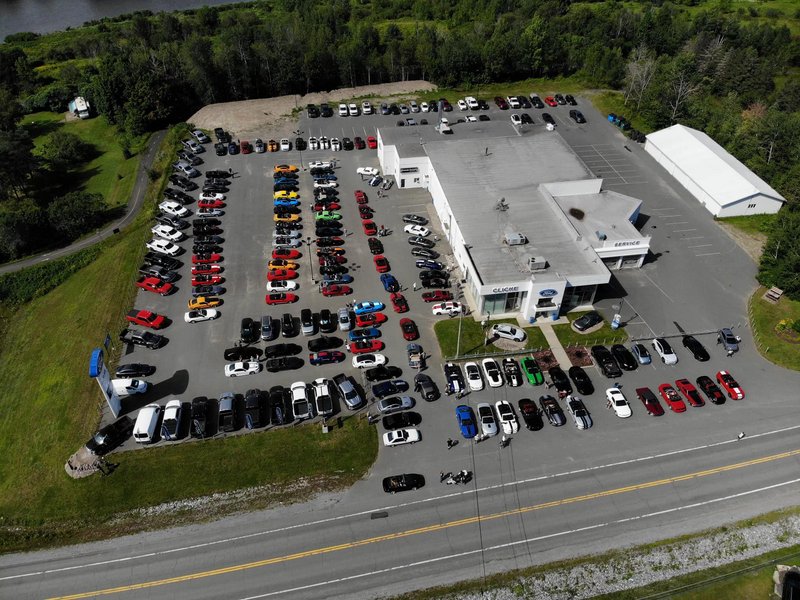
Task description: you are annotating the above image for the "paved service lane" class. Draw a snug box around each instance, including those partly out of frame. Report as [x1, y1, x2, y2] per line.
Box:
[4, 426, 800, 599]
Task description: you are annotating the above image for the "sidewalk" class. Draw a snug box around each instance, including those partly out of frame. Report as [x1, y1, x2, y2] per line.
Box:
[538, 322, 572, 368]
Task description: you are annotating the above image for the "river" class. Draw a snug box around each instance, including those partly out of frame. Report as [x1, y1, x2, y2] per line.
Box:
[1, 0, 251, 41]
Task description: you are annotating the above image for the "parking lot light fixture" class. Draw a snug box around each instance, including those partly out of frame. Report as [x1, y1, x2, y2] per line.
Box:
[306, 236, 315, 283]
[293, 129, 304, 170]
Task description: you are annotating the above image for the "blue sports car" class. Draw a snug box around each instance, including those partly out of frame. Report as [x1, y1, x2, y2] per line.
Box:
[353, 301, 384, 315]
[323, 274, 353, 284]
[455, 405, 478, 439]
[349, 327, 380, 341]
[380, 273, 400, 292]
[274, 198, 300, 208]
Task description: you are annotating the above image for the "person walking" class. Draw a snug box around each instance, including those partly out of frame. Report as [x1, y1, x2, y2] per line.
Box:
[413, 282, 417, 291]
[446, 438, 454, 449]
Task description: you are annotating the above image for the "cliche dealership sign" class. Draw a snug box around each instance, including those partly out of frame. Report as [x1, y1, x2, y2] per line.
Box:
[539, 289, 558, 297]
[491, 286, 519, 293]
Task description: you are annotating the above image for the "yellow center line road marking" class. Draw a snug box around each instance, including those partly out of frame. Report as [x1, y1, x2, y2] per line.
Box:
[49, 448, 800, 599]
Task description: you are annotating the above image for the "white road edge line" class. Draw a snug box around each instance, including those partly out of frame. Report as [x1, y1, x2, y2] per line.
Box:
[238, 478, 800, 599]
[5, 424, 800, 582]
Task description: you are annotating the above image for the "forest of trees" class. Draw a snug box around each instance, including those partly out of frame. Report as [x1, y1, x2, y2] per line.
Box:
[0, 0, 799, 294]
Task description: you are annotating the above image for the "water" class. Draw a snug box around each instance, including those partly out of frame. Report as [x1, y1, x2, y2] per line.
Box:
[1, 0, 251, 41]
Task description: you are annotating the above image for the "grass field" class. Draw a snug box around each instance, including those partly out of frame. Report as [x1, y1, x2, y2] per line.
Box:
[748, 287, 800, 371]
[22, 111, 142, 208]
[434, 317, 548, 358]
[718, 214, 777, 238]
[0, 129, 378, 553]
[553, 311, 629, 347]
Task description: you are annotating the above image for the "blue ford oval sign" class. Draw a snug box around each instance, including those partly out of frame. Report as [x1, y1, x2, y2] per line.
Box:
[539, 289, 558, 297]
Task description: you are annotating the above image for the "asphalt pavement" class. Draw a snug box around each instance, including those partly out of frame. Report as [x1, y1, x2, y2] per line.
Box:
[8, 98, 800, 599]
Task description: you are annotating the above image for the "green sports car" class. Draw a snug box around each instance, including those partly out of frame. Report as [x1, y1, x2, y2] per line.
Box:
[521, 356, 544, 385]
[315, 210, 342, 222]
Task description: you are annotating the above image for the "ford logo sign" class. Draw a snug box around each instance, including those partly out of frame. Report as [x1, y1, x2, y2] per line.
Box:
[539, 289, 558, 297]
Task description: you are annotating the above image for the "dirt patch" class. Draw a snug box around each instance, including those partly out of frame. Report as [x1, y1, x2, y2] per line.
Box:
[716, 221, 766, 264]
[565, 345, 593, 367]
[532, 349, 558, 370]
[187, 80, 437, 139]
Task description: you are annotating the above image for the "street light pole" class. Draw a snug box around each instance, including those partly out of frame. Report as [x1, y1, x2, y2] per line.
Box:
[455, 284, 464, 358]
[306, 236, 315, 284]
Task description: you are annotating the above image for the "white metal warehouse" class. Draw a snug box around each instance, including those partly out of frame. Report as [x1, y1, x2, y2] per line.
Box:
[645, 124, 784, 218]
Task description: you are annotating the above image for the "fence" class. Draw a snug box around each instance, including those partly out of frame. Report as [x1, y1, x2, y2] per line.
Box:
[747, 295, 769, 354]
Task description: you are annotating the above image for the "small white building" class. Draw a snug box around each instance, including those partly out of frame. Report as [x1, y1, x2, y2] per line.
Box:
[645, 124, 784, 217]
[68, 96, 91, 119]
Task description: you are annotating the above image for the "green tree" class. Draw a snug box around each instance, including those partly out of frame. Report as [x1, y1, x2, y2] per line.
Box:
[46, 191, 108, 241]
[39, 131, 94, 170]
[0, 199, 43, 261]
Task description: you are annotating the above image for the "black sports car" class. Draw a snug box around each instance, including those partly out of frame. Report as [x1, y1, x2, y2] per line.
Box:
[85, 416, 134, 455]
[539, 395, 566, 426]
[115, 363, 156, 377]
[382, 473, 425, 494]
[308, 336, 342, 352]
[264, 343, 302, 358]
[549, 366, 573, 395]
[568, 366, 594, 396]
[682, 335, 710, 362]
[518, 398, 544, 431]
[611, 344, 637, 371]
[591, 345, 623, 378]
[413, 373, 439, 401]
[265, 356, 303, 372]
[365, 365, 402, 382]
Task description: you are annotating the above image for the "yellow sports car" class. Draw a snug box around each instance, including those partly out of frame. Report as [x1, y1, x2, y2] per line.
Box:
[274, 213, 301, 223]
[188, 296, 222, 310]
[268, 259, 299, 271]
[274, 190, 300, 200]
[268, 139, 279, 152]
[274, 164, 299, 173]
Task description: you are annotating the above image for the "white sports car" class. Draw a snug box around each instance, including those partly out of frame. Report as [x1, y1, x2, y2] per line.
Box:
[224, 361, 261, 377]
[266, 280, 298, 292]
[382, 429, 421, 447]
[158, 200, 189, 217]
[477, 403, 498, 437]
[481, 358, 504, 388]
[403, 224, 430, 237]
[356, 167, 379, 177]
[352, 353, 387, 369]
[495, 400, 519, 435]
[465, 362, 484, 391]
[184, 308, 218, 323]
[606, 388, 632, 418]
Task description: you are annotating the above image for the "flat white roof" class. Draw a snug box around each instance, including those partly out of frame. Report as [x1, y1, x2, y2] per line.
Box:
[647, 124, 784, 207]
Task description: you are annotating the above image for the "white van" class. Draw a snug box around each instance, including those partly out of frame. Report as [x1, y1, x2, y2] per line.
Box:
[111, 378, 149, 396]
[133, 404, 162, 444]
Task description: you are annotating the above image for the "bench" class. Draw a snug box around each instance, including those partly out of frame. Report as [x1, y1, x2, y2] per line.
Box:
[763, 286, 784, 303]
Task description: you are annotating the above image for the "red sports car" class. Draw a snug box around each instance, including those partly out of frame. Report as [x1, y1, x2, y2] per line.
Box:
[272, 247, 301, 260]
[359, 206, 374, 219]
[675, 379, 705, 407]
[126, 309, 166, 329]
[363, 220, 378, 236]
[319, 252, 346, 263]
[544, 96, 558, 107]
[240, 140, 252, 154]
[265, 292, 298, 305]
[198, 198, 225, 209]
[658, 383, 687, 413]
[422, 290, 453, 303]
[309, 351, 346, 365]
[374, 255, 390, 273]
[136, 276, 173, 295]
[635, 387, 665, 417]
[354, 137, 366, 150]
[390, 292, 409, 313]
[354, 190, 368, 204]
[321, 284, 351, 297]
[192, 274, 223, 286]
[356, 312, 387, 327]
[400, 318, 419, 341]
[367, 136, 377, 149]
[313, 202, 341, 211]
[267, 269, 298, 281]
[192, 253, 222, 264]
[348, 339, 384, 353]
[191, 264, 223, 276]
[716, 370, 744, 400]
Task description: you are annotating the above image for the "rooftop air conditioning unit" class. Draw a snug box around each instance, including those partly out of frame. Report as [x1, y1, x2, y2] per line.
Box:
[504, 232, 527, 246]
[528, 256, 547, 270]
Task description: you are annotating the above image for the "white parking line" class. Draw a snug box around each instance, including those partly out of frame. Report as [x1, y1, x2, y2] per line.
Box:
[688, 244, 713, 248]
[664, 221, 688, 225]
[695, 252, 722, 257]
[672, 229, 697, 233]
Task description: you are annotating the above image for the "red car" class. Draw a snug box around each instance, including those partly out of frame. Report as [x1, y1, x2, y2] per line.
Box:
[400, 318, 419, 341]
[367, 136, 377, 149]
[348, 339, 384, 353]
[658, 384, 687, 413]
[191, 264, 222, 276]
[675, 379, 705, 407]
[240, 140, 252, 154]
[390, 292, 409, 313]
[198, 198, 225, 209]
[374, 255, 390, 273]
[356, 312, 387, 327]
[359, 206, 374, 219]
[716, 370, 744, 400]
[313, 202, 341, 211]
[309, 351, 346, 365]
[321, 284, 351, 297]
[635, 387, 665, 417]
[544, 96, 558, 107]
[354, 190, 368, 204]
[267, 269, 298, 281]
[421, 290, 453, 303]
[494, 96, 508, 109]
[354, 137, 366, 150]
[363, 220, 378, 236]
[272, 248, 301, 260]
[265, 292, 298, 305]
[136, 276, 173, 296]
[192, 253, 222, 264]
[126, 309, 166, 329]
[192, 274, 223, 286]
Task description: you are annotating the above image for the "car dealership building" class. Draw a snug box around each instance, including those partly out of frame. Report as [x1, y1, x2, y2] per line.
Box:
[376, 123, 651, 322]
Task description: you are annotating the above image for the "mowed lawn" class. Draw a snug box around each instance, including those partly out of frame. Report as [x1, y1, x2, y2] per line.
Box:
[434, 317, 547, 358]
[24, 111, 141, 208]
[0, 218, 377, 547]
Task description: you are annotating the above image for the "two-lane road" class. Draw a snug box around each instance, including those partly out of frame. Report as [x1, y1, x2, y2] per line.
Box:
[4, 424, 800, 599]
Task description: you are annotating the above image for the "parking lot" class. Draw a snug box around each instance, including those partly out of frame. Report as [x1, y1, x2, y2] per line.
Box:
[107, 93, 791, 485]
